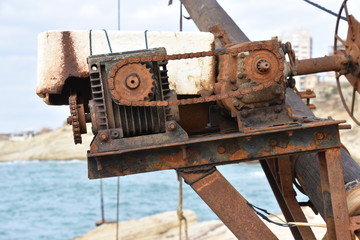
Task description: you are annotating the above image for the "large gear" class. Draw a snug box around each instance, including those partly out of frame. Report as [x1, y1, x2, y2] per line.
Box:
[67, 93, 87, 144]
[108, 63, 155, 103]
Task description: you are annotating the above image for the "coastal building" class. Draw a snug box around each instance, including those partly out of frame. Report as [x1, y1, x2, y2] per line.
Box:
[10, 130, 35, 141]
[281, 29, 318, 91]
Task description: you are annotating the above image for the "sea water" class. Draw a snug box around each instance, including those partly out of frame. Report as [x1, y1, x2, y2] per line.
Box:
[0, 160, 307, 240]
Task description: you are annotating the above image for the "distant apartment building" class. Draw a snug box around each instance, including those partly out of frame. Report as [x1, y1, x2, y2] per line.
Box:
[281, 29, 319, 91]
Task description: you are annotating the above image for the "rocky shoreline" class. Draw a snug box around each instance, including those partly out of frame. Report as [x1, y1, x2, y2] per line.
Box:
[0, 124, 93, 161]
[74, 208, 326, 240]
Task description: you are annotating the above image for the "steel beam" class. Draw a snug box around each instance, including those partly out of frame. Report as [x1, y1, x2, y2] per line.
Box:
[179, 167, 277, 240]
[88, 120, 341, 178]
[319, 148, 352, 239]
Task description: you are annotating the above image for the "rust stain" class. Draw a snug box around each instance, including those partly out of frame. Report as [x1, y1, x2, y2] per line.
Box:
[158, 151, 185, 163]
[61, 31, 81, 87]
[229, 149, 250, 160]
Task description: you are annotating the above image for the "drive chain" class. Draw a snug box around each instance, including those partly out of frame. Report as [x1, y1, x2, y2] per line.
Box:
[108, 40, 284, 107]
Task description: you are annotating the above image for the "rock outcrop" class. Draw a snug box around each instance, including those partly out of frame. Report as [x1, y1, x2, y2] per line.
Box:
[74, 208, 326, 240]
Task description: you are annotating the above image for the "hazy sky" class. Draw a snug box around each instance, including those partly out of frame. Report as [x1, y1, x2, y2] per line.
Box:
[0, 0, 359, 133]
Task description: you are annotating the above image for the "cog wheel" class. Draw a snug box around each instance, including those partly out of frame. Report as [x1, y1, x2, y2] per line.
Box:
[67, 93, 87, 144]
[242, 49, 281, 84]
[108, 63, 155, 103]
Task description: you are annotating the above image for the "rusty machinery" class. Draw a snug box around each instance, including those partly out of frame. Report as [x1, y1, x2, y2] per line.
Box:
[58, 1, 360, 239]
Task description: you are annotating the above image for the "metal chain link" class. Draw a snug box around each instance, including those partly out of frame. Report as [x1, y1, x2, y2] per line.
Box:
[108, 41, 284, 107]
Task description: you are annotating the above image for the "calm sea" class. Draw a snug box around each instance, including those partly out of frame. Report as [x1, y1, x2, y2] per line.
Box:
[0, 160, 306, 240]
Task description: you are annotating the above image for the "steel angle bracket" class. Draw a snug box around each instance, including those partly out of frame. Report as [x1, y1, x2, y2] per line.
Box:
[88, 119, 342, 179]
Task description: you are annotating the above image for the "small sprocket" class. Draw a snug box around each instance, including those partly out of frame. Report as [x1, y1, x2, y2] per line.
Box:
[67, 93, 87, 144]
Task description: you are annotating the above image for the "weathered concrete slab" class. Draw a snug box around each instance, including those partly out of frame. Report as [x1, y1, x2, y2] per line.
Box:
[37, 30, 215, 102]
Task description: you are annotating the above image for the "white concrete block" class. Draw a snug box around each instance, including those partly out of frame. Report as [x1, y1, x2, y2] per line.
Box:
[36, 30, 215, 100]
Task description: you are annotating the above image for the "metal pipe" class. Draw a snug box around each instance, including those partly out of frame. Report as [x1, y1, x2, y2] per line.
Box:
[296, 53, 347, 75]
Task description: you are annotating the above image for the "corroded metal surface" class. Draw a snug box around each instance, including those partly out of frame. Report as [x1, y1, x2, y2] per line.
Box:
[67, 93, 87, 144]
[109, 63, 155, 102]
[179, 167, 278, 240]
[88, 120, 342, 178]
[295, 53, 348, 76]
[319, 149, 352, 240]
[104, 40, 285, 108]
[262, 158, 316, 239]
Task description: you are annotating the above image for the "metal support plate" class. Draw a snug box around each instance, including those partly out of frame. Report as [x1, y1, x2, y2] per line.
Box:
[88, 120, 341, 179]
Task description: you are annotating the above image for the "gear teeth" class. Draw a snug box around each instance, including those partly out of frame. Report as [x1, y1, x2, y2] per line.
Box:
[109, 63, 156, 102]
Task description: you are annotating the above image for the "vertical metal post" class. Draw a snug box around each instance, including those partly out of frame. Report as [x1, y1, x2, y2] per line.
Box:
[277, 157, 316, 240]
[318, 148, 352, 240]
[261, 159, 303, 239]
[179, 167, 277, 240]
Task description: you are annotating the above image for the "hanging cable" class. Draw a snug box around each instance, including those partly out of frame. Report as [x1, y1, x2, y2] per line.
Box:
[247, 202, 327, 228]
[116, 177, 120, 240]
[100, 179, 105, 224]
[117, 0, 121, 30]
[303, 0, 347, 21]
[179, 2, 183, 32]
[144, 30, 149, 49]
[177, 172, 189, 240]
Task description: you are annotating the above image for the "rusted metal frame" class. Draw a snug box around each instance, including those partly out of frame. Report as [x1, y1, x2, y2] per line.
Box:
[88, 121, 341, 179]
[179, 167, 278, 240]
[295, 53, 347, 76]
[260, 159, 304, 239]
[261, 158, 316, 240]
[89, 119, 342, 157]
[318, 149, 352, 240]
[277, 156, 316, 240]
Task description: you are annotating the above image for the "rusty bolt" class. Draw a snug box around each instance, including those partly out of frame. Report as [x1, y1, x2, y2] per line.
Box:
[269, 139, 278, 147]
[240, 109, 249, 118]
[274, 105, 282, 113]
[229, 78, 237, 84]
[237, 94, 243, 100]
[316, 132, 324, 140]
[239, 53, 247, 59]
[273, 84, 283, 95]
[217, 146, 226, 154]
[100, 133, 109, 142]
[238, 73, 246, 79]
[167, 121, 177, 131]
[233, 100, 240, 108]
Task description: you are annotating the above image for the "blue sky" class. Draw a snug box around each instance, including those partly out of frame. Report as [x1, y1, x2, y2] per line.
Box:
[0, 0, 359, 133]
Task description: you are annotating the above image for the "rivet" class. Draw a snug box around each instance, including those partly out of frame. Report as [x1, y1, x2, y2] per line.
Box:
[239, 53, 247, 59]
[217, 146, 226, 154]
[269, 139, 277, 147]
[167, 121, 177, 131]
[100, 133, 109, 142]
[230, 78, 237, 84]
[233, 100, 240, 107]
[316, 132, 324, 140]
